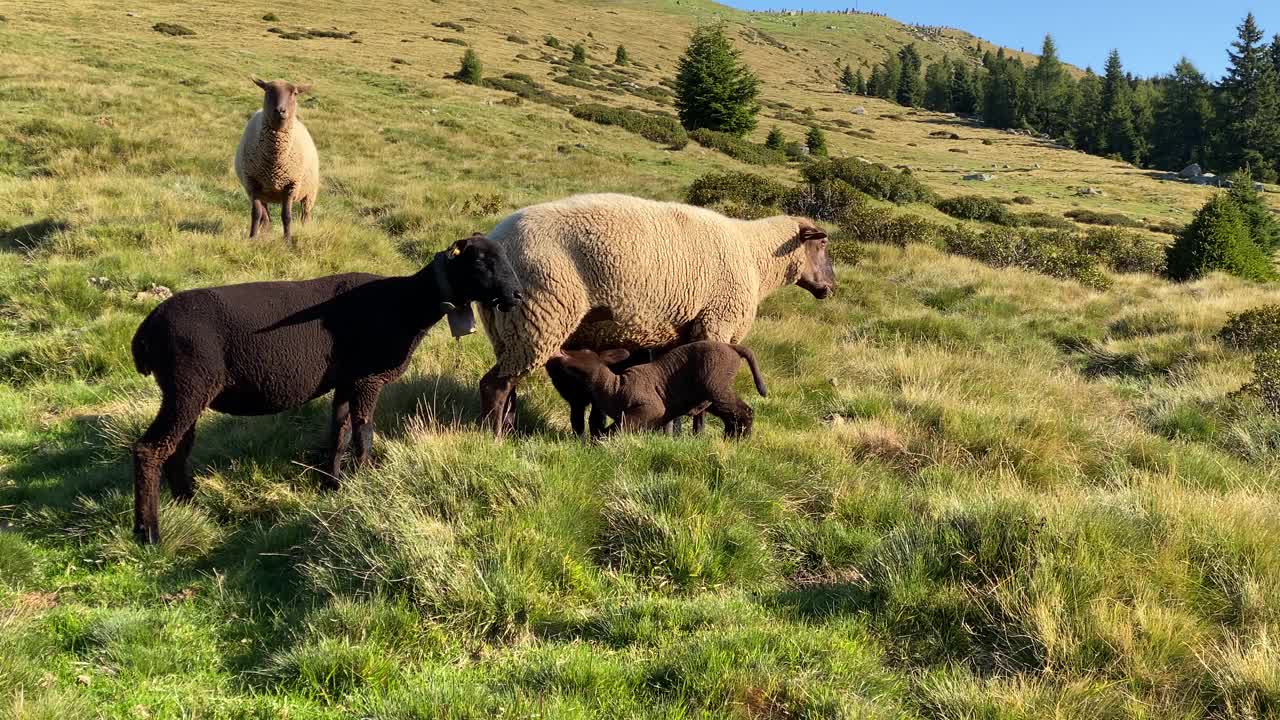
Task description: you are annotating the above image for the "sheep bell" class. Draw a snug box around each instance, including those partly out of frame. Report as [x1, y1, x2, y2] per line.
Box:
[441, 301, 477, 339]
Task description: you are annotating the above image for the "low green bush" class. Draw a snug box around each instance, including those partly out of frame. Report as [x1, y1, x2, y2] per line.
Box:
[483, 76, 571, 107]
[802, 158, 937, 204]
[433, 21, 464, 32]
[688, 129, 787, 166]
[935, 195, 1013, 225]
[781, 179, 866, 222]
[153, 22, 195, 36]
[1166, 194, 1275, 282]
[1015, 212, 1073, 229]
[685, 171, 789, 210]
[1012, 195, 1035, 205]
[942, 226, 1113, 290]
[570, 104, 688, 149]
[1218, 304, 1280, 352]
[1064, 209, 1143, 228]
[840, 205, 946, 248]
[1082, 228, 1166, 275]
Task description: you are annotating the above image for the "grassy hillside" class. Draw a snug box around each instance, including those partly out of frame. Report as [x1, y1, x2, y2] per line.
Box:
[3, 1, 1280, 718]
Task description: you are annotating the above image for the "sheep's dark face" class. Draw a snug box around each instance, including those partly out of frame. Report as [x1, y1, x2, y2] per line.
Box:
[793, 222, 835, 299]
[253, 78, 312, 130]
[547, 348, 629, 384]
[444, 234, 524, 312]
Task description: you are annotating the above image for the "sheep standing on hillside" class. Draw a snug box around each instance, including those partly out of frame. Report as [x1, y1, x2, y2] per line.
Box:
[475, 193, 835, 434]
[235, 78, 319, 244]
[128, 235, 523, 544]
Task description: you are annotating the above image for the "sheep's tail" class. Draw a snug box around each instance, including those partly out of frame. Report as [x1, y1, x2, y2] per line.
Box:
[731, 344, 767, 397]
[131, 312, 156, 376]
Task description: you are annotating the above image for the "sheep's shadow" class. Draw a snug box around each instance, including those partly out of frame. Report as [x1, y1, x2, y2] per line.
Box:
[378, 372, 558, 438]
[1, 218, 70, 252]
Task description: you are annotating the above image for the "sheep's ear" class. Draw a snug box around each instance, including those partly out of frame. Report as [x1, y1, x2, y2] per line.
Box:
[798, 225, 828, 242]
[600, 349, 631, 365]
[292, 83, 313, 95]
[251, 76, 268, 90]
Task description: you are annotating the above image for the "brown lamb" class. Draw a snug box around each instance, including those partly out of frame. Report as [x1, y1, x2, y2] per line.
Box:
[545, 341, 768, 438]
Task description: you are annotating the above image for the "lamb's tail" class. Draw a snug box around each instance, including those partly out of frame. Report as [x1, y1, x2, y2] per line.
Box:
[731, 344, 768, 397]
[131, 312, 157, 376]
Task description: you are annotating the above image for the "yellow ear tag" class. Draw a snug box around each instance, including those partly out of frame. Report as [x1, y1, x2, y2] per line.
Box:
[449, 247, 461, 257]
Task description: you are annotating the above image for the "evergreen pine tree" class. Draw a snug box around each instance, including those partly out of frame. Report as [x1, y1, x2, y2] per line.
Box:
[867, 66, 885, 98]
[1071, 69, 1104, 153]
[1218, 13, 1280, 181]
[896, 44, 923, 107]
[572, 42, 587, 63]
[765, 125, 785, 150]
[1151, 58, 1214, 170]
[1166, 193, 1274, 281]
[1227, 171, 1280, 252]
[839, 63, 857, 94]
[457, 49, 483, 85]
[1030, 34, 1070, 136]
[1100, 50, 1140, 161]
[855, 69, 867, 96]
[1272, 33, 1280, 76]
[950, 62, 978, 114]
[923, 59, 952, 111]
[673, 24, 762, 136]
[615, 45, 628, 65]
[806, 126, 828, 156]
[981, 55, 1026, 128]
[878, 55, 902, 101]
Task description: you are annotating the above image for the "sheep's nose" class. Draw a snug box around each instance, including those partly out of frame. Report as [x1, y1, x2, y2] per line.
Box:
[275, 107, 287, 116]
[512, 291, 525, 301]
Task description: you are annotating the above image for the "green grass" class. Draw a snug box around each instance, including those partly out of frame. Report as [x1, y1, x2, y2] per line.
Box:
[3, 1, 1280, 718]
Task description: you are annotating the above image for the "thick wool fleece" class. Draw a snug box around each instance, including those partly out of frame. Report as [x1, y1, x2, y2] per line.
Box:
[234, 109, 319, 214]
[478, 193, 815, 377]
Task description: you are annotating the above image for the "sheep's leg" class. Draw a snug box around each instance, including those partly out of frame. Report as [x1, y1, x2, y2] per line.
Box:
[325, 386, 353, 488]
[281, 195, 295, 247]
[162, 426, 197, 501]
[248, 196, 264, 238]
[349, 381, 385, 469]
[570, 402, 587, 438]
[588, 405, 609, 439]
[257, 199, 272, 232]
[301, 193, 315, 224]
[480, 366, 521, 437]
[133, 390, 207, 544]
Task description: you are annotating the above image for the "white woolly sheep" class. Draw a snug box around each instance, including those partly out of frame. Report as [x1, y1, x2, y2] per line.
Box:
[475, 193, 835, 433]
[234, 78, 319, 244]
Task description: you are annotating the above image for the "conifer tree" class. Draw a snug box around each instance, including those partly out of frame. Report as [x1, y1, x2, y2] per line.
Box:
[1100, 50, 1139, 161]
[1151, 58, 1214, 169]
[765, 125, 785, 150]
[950, 62, 978, 114]
[839, 63, 857, 94]
[1071, 69, 1104, 153]
[896, 44, 923, 107]
[923, 59, 952, 111]
[674, 23, 761, 136]
[1029, 34, 1070, 136]
[855, 69, 867, 96]
[457, 49, 483, 85]
[806, 126, 829, 156]
[572, 42, 587, 63]
[868, 65, 885, 98]
[1218, 13, 1280, 180]
[615, 45, 628, 65]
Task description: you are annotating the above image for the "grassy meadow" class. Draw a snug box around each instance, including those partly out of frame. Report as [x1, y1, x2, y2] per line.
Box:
[3, 1, 1280, 718]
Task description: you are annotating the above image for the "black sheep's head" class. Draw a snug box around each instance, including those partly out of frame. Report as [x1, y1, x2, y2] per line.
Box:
[547, 348, 630, 383]
[252, 77, 312, 130]
[792, 220, 835, 300]
[442, 234, 524, 312]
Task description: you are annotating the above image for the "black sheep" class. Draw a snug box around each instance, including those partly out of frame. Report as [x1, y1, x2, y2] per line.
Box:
[129, 234, 523, 543]
[545, 349, 650, 438]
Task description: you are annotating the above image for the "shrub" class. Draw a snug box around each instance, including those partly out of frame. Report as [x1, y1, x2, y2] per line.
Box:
[483, 76, 570, 108]
[981, 138, 994, 145]
[803, 158, 937, 204]
[689, 128, 786, 166]
[570, 104, 688, 149]
[433, 21, 464, 32]
[686, 171, 789, 209]
[781, 179, 866, 222]
[782, 141, 808, 160]
[675, 24, 761, 136]
[942, 226, 1113, 290]
[1014, 212, 1072, 230]
[1146, 220, 1183, 235]
[765, 126, 784, 150]
[506, 34, 528, 44]
[1226, 172, 1280, 252]
[153, 22, 195, 36]
[1012, 195, 1034, 205]
[572, 42, 587, 63]
[1248, 350, 1280, 415]
[435, 37, 466, 46]
[840, 206, 946, 248]
[1063, 209, 1143, 228]
[1218, 304, 1280, 352]
[934, 195, 1013, 225]
[262, 12, 279, 21]
[1166, 194, 1275, 282]
[615, 45, 628, 65]
[805, 126, 828, 157]
[455, 49, 482, 85]
[1083, 228, 1166, 275]
[544, 35, 561, 48]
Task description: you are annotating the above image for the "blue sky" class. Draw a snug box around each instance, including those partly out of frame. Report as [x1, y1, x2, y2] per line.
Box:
[721, 1, 1280, 80]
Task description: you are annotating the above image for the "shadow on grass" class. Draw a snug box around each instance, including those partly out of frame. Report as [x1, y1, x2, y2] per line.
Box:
[1, 218, 69, 252]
